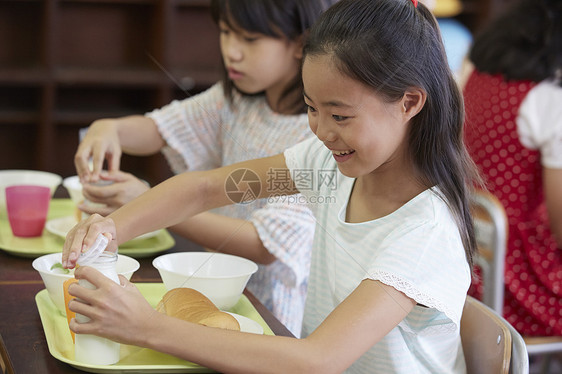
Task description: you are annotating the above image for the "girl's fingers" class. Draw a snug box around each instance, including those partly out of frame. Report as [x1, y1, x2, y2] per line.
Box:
[89, 149, 105, 182]
[72, 266, 110, 292]
[62, 215, 114, 268]
[68, 299, 98, 335]
[74, 150, 92, 181]
[118, 274, 129, 288]
[81, 217, 113, 252]
[62, 224, 87, 268]
[107, 152, 121, 173]
[82, 183, 118, 200]
[68, 271, 156, 346]
[79, 203, 115, 217]
[102, 170, 132, 183]
[74, 139, 97, 182]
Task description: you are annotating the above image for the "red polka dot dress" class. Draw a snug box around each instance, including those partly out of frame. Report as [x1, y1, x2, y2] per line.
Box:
[464, 70, 562, 336]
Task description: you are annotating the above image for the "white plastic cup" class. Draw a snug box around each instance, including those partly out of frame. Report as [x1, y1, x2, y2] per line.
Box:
[74, 251, 121, 365]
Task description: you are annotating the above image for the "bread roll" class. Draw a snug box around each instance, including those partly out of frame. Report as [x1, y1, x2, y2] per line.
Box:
[156, 288, 240, 331]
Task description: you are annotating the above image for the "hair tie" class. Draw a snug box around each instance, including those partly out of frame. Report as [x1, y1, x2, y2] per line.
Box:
[411, 0, 418, 7]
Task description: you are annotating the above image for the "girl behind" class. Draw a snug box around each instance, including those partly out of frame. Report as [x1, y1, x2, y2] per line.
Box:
[463, 0, 562, 337]
[211, 0, 336, 113]
[64, 0, 479, 372]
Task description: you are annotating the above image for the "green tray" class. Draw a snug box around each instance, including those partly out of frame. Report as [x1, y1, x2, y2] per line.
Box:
[36, 283, 273, 373]
[0, 199, 174, 258]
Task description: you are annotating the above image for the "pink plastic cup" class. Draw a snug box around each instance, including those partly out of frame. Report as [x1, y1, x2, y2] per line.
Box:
[5, 185, 51, 237]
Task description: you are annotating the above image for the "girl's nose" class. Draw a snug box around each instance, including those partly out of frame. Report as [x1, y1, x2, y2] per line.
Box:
[222, 37, 243, 62]
[313, 120, 337, 143]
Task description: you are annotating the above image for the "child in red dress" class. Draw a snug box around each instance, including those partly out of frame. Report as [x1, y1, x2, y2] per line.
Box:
[463, 0, 562, 336]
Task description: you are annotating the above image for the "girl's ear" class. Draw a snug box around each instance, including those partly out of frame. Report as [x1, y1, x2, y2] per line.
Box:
[402, 88, 426, 119]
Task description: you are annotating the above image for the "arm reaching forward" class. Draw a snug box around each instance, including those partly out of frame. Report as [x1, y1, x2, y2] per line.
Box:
[62, 153, 296, 268]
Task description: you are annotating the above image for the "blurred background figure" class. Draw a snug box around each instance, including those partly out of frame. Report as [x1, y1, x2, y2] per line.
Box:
[421, 0, 473, 77]
[462, 0, 562, 352]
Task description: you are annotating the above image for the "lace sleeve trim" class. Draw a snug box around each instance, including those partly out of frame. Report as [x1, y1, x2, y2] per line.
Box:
[369, 270, 461, 332]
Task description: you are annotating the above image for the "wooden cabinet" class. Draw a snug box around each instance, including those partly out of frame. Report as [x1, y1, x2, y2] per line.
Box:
[0, 0, 511, 186]
[0, 0, 220, 186]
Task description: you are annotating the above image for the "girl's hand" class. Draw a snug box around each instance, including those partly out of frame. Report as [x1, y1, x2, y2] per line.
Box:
[80, 170, 150, 216]
[68, 266, 159, 346]
[62, 214, 117, 269]
[75, 119, 122, 183]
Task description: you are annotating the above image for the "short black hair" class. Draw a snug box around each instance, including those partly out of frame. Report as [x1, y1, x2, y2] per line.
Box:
[210, 0, 337, 114]
[470, 0, 562, 83]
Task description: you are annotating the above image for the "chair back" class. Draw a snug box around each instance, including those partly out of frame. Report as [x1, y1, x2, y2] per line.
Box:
[471, 189, 508, 314]
[505, 319, 529, 374]
[461, 296, 512, 374]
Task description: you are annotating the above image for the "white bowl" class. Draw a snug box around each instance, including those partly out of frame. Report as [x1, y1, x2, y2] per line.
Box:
[32, 252, 140, 315]
[153, 252, 258, 310]
[0, 170, 62, 217]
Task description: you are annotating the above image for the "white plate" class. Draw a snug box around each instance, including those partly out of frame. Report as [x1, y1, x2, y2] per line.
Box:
[46, 216, 159, 242]
[44, 216, 80, 238]
[227, 313, 264, 335]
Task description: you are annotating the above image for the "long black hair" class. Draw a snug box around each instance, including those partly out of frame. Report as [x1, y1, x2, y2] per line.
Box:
[304, 0, 479, 268]
[470, 0, 562, 84]
[210, 0, 336, 114]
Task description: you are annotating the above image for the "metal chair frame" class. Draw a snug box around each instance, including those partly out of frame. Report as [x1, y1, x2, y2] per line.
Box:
[471, 189, 562, 373]
[471, 189, 507, 314]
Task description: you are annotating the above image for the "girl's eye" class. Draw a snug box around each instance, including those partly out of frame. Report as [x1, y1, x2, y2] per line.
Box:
[219, 28, 230, 35]
[240, 33, 261, 42]
[306, 104, 317, 113]
[332, 114, 348, 122]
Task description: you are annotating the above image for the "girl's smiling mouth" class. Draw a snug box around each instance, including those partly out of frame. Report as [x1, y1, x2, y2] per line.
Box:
[332, 149, 355, 162]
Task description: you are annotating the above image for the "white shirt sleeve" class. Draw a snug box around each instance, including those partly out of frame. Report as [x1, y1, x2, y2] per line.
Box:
[517, 80, 562, 169]
[146, 83, 225, 173]
[249, 198, 315, 286]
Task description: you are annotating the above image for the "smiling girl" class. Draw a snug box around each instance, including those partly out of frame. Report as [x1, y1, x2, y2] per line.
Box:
[63, 0, 479, 372]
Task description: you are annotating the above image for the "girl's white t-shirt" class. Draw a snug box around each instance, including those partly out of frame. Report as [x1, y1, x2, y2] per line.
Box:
[284, 136, 471, 373]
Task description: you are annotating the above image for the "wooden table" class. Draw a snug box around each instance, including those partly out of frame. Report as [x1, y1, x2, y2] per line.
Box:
[0, 225, 294, 373]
